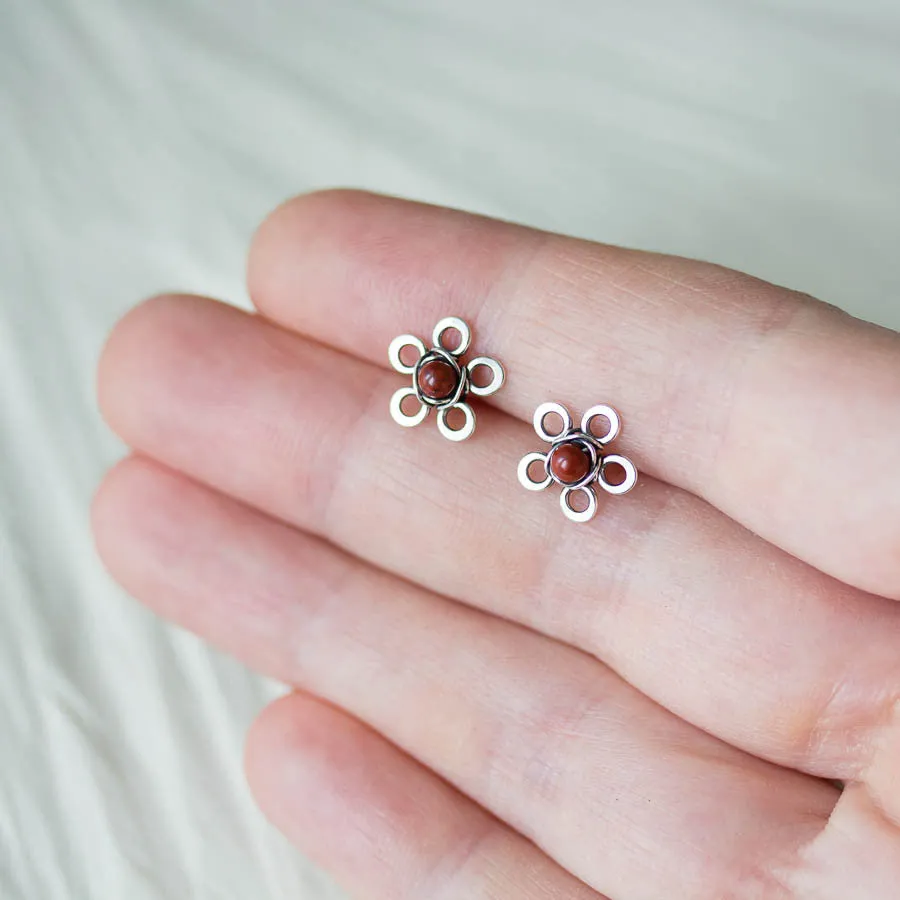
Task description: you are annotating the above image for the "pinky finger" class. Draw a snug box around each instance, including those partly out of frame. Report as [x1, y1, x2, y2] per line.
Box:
[246, 692, 604, 900]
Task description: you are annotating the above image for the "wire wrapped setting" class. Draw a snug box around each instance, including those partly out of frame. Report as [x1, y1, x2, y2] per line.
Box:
[389, 317, 504, 442]
[518, 402, 637, 522]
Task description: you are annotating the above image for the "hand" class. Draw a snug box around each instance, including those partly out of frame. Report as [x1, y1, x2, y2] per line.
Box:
[93, 190, 900, 899]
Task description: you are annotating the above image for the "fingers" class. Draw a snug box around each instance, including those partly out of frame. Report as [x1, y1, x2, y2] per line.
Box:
[247, 189, 900, 599]
[97, 294, 900, 794]
[93, 456, 838, 899]
[246, 693, 605, 900]
[787, 785, 900, 898]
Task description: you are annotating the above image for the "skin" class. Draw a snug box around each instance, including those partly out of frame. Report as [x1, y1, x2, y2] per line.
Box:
[93, 189, 900, 899]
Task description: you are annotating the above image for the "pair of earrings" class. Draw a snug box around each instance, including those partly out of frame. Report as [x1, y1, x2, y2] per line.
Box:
[389, 317, 637, 523]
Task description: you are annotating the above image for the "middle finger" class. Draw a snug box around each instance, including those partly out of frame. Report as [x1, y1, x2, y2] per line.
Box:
[98, 294, 900, 787]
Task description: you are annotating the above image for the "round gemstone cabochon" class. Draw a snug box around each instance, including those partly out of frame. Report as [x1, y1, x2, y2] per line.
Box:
[548, 441, 592, 484]
[417, 357, 459, 401]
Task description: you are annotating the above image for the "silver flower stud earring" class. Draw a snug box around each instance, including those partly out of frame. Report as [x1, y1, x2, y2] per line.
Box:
[518, 402, 637, 522]
[388, 317, 504, 441]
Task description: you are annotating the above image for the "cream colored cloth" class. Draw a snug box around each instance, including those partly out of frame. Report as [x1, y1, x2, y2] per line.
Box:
[1, 1, 898, 897]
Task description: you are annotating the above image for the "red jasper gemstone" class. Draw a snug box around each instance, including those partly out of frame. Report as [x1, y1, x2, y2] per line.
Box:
[417, 358, 458, 400]
[549, 442, 592, 484]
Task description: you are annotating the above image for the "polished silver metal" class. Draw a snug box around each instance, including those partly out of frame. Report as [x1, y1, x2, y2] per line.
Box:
[466, 356, 505, 397]
[432, 316, 471, 356]
[560, 485, 597, 523]
[581, 404, 620, 445]
[390, 386, 429, 427]
[437, 401, 476, 442]
[389, 318, 504, 441]
[533, 401, 572, 442]
[597, 453, 638, 495]
[388, 335, 427, 375]
[518, 402, 637, 523]
[517, 451, 553, 491]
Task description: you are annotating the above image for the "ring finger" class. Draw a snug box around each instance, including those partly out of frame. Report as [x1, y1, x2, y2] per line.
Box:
[94, 455, 837, 900]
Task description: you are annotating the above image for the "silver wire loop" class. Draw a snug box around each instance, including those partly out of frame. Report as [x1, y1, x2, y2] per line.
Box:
[437, 403, 475, 442]
[432, 317, 471, 356]
[520, 402, 637, 522]
[597, 454, 638, 495]
[390, 386, 429, 427]
[533, 402, 572, 442]
[388, 335, 426, 375]
[581, 404, 621, 445]
[517, 452, 552, 491]
[466, 357, 505, 397]
[389, 318, 502, 441]
[560, 485, 598, 523]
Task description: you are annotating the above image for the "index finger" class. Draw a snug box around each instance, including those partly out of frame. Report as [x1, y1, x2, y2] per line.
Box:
[248, 189, 900, 598]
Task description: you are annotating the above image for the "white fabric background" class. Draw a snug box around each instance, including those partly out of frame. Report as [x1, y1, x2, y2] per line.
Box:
[1, 1, 898, 897]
